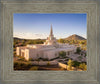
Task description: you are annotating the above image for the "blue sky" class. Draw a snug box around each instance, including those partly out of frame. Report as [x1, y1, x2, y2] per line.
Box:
[13, 13, 87, 39]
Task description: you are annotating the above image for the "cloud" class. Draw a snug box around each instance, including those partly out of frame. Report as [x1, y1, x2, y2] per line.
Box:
[13, 32, 48, 39]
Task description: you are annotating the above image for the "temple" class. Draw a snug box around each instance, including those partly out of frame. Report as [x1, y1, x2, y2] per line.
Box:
[44, 25, 57, 45]
[16, 25, 77, 60]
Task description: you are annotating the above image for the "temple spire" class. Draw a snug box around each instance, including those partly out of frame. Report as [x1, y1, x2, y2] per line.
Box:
[50, 25, 53, 36]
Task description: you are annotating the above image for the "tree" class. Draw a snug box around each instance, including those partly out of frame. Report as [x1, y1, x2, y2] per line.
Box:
[58, 39, 65, 43]
[73, 61, 80, 67]
[76, 47, 81, 54]
[67, 59, 73, 70]
[79, 63, 87, 70]
[68, 59, 73, 66]
[59, 51, 66, 58]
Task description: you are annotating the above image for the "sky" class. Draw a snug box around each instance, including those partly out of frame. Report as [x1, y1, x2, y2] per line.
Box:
[13, 13, 87, 39]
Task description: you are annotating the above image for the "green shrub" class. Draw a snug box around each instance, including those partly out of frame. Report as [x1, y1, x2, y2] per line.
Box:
[73, 61, 80, 67]
[42, 58, 49, 61]
[79, 63, 87, 70]
[59, 51, 66, 58]
[20, 63, 25, 67]
[14, 62, 18, 66]
[68, 59, 73, 66]
[67, 65, 72, 70]
[29, 58, 34, 61]
[76, 47, 81, 54]
[78, 56, 82, 61]
[14, 61, 32, 70]
[67, 59, 73, 70]
[18, 57, 27, 61]
[47, 61, 50, 66]
[29, 66, 38, 70]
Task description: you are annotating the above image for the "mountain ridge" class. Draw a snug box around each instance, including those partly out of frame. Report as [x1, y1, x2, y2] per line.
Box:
[65, 34, 86, 40]
[14, 34, 86, 40]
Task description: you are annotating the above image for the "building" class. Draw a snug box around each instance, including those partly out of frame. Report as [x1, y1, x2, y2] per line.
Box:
[16, 25, 77, 60]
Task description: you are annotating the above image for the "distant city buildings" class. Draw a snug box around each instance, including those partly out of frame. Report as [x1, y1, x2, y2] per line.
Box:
[16, 25, 77, 60]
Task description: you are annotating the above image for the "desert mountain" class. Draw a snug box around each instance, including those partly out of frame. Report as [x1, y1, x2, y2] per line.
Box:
[65, 34, 86, 40]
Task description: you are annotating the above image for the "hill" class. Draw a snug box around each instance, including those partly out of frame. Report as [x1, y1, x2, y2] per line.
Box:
[65, 34, 86, 40]
[14, 37, 22, 40]
[13, 37, 46, 40]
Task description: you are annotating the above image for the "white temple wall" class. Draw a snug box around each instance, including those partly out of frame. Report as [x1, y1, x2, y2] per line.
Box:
[16, 45, 77, 61]
[16, 47, 21, 56]
[43, 52, 48, 59]
[29, 49, 36, 59]
[29, 49, 40, 60]
[38, 51, 43, 58]
[45, 51, 57, 59]
[24, 49, 29, 60]
[16, 47, 26, 56]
